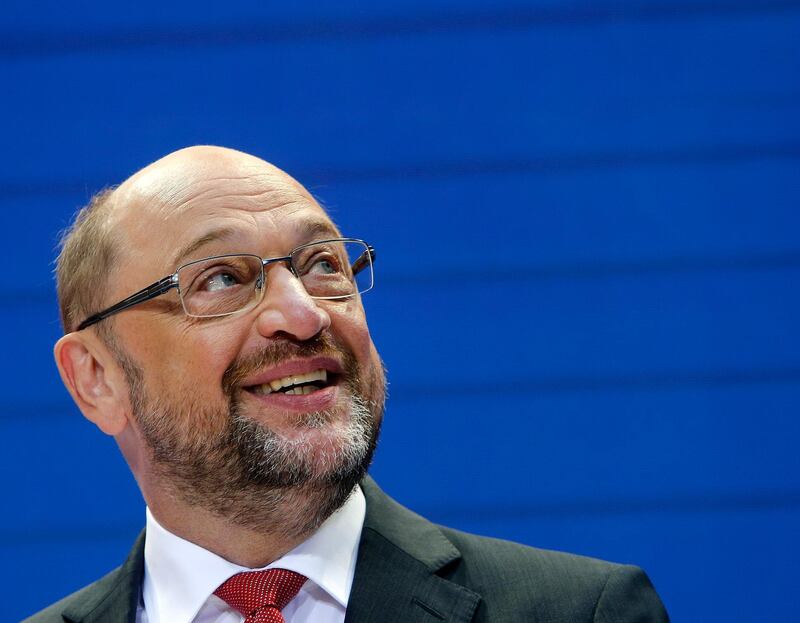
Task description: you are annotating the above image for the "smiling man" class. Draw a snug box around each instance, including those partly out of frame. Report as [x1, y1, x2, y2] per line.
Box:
[25, 146, 668, 622]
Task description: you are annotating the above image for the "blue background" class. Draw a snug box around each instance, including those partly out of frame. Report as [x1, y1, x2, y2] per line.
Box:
[3, 2, 799, 621]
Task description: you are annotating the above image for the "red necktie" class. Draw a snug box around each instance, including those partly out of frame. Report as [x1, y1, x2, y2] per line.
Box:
[214, 568, 308, 623]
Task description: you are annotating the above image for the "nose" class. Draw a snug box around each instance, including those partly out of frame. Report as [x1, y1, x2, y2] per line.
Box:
[253, 264, 331, 341]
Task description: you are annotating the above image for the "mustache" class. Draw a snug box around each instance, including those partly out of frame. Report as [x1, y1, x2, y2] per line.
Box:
[222, 333, 352, 395]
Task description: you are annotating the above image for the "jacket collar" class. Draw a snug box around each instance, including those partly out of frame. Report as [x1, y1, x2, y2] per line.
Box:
[58, 478, 480, 623]
[345, 477, 481, 622]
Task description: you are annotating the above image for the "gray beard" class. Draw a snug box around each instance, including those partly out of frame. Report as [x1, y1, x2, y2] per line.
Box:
[113, 335, 383, 539]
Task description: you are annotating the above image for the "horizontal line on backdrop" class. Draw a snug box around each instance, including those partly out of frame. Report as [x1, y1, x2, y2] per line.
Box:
[5, 252, 800, 306]
[5, 489, 800, 546]
[385, 252, 800, 285]
[3, 142, 800, 201]
[388, 368, 800, 401]
[302, 142, 800, 184]
[420, 490, 800, 524]
[2, 1, 799, 58]
[3, 367, 799, 421]
[2, 523, 143, 547]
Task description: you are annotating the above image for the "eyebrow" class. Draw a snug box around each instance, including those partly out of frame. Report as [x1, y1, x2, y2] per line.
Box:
[292, 218, 342, 241]
[171, 227, 238, 268]
[170, 218, 342, 268]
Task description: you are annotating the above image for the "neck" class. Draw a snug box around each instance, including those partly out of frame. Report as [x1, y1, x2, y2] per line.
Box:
[146, 492, 311, 568]
[139, 469, 361, 568]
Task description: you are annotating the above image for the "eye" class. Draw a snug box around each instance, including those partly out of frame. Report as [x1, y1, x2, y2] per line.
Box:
[202, 270, 241, 291]
[292, 243, 349, 279]
[178, 256, 261, 312]
[309, 257, 338, 275]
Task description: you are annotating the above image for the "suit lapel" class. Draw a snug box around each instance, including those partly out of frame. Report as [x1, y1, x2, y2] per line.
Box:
[61, 531, 145, 623]
[345, 478, 481, 623]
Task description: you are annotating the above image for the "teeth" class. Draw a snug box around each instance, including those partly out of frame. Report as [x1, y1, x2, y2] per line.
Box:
[284, 385, 316, 396]
[253, 369, 328, 395]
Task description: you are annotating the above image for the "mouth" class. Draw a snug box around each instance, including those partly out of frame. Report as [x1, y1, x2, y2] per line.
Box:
[245, 368, 339, 396]
[238, 357, 346, 412]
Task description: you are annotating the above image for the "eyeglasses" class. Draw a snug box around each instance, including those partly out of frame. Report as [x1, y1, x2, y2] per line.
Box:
[77, 238, 375, 331]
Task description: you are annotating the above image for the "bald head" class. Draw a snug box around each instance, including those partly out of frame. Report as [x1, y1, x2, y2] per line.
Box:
[56, 146, 321, 334]
[114, 146, 313, 219]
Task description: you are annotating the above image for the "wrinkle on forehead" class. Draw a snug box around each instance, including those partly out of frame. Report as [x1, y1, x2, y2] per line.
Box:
[155, 174, 310, 221]
[112, 147, 314, 223]
[107, 146, 322, 254]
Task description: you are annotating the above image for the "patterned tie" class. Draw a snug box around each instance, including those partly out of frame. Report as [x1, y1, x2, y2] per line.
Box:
[214, 568, 308, 623]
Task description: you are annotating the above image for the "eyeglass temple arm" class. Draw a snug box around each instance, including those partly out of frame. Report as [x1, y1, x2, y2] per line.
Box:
[77, 275, 178, 331]
[351, 245, 376, 276]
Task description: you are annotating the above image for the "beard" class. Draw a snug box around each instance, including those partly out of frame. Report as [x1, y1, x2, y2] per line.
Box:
[112, 332, 385, 539]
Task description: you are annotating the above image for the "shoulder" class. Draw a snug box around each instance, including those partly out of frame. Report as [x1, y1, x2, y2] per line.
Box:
[21, 566, 124, 622]
[360, 478, 668, 621]
[360, 477, 668, 620]
[440, 526, 669, 622]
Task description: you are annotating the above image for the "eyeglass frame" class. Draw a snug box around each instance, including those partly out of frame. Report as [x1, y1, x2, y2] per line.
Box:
[76, 237, 376, 331]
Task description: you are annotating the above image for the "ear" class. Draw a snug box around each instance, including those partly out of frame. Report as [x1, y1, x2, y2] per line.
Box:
[54, 332, 130, 436]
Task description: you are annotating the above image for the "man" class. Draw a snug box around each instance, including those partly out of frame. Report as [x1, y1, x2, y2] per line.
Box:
[26, 146, 669, 622]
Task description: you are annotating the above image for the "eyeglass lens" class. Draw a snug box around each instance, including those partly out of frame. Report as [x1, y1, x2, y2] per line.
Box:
[176, 240, 373, 318]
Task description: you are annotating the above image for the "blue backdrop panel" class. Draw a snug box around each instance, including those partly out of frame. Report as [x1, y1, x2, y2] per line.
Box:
[373, 384, 800, 505]
[2, 417, 142, 534]
[3, 7, 799, 184]
[2, 2, 799, 621]
[3, 535, 142, 621]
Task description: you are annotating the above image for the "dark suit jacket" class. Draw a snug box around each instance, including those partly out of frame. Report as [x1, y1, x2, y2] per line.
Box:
[23, 478, 669, 622]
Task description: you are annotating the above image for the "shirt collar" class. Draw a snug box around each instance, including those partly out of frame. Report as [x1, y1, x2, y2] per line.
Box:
[142, 486, 366, 623]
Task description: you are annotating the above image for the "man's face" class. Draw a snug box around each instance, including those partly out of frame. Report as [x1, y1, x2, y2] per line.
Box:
[104, 149, 385, 534]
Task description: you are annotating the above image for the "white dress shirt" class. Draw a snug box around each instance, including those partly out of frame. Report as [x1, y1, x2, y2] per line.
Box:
[137, 487, 365, 623]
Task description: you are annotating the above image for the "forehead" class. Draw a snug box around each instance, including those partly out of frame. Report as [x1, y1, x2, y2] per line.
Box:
[112, 153, 339, 280]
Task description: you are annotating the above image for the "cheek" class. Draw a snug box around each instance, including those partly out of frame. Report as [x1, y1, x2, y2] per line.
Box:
[173, 323, 247, 384]
[124, 316, 245, 396]
[330, 308, 384, 398]
[330, 304, 375, 362]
